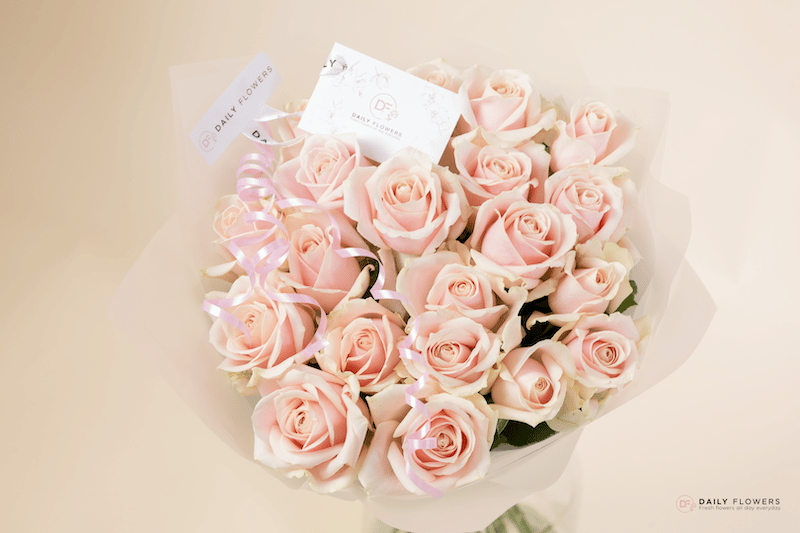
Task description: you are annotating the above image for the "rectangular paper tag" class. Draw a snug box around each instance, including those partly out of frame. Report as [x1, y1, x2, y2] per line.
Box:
[298, 43, 460, 163]
[190, 52, 280, 165]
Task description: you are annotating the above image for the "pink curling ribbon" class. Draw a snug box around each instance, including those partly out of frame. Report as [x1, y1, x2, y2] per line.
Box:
[203, 145, 328, 361]
[204, 133, 442, 497]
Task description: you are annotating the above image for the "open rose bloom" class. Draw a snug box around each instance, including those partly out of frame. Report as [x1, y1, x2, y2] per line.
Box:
[110, 43, 714, 533]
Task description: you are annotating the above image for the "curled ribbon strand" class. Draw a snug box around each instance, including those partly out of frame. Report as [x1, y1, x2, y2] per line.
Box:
[203, 147, 320, 349]
[203, 137, 442, 498]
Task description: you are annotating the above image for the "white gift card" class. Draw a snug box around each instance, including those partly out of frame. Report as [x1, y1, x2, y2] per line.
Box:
[190, 52, 281, 165]
[298, 43, 460, 163]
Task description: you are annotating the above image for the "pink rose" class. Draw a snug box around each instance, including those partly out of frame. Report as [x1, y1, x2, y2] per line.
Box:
[404, 310, 502, 397]
[273, 133, 371, 216]
[468, 191, 578, 289]
[316, 298, 406, 393]
[548, 239, 633, 314]
[544, 164, 636, 244]
[407, 58, 462, 92]
[395, 245, 526, 337]
[556, 313, 642, 390]
[208, 194, 284, 278]
[491, 339, 574, 427]
[452, 129, 551, 207]
[274, 210, 371, 313]
[549, 100, 638, 172]
[344, 148, 468, 257]
[252, 366, 369, 493]
[208, 276, 316, 378]
[273, 99, 309, 142]
[359, 389, 496, 495]
[546, 381, 608, 432]
[457, 65, 557, 144]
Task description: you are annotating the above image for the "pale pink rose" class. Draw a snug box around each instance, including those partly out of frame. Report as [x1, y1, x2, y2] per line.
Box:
[208, 276, 316, 378]
[457, 65, 557, 144]
[491, 339, 574, 427]
[317, 298, 406, 393]
[207, 195, 284, 278]
[344, 148, 468, 257]
[273, 133, 371, 216]
[544, 164, 636, 244]
[468, 191, 578, 289]
[548, 239, 632, 314]
[404, 310, 502, 397]
[546, 381, 610, 432]
[452, 129, 551, 207]
[252, 366, 369, 493]
[359, 389, 496, 495]
[556, 313, 642, 390]
[407, 58, 462, 92]
[274, 210, 371, 313]
[395, 245, 526, 337]
[273, 98, 309, 142]
[549, 100, 638, 172]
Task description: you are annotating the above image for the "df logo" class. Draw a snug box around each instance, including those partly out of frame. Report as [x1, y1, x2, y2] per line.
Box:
[199, 131, 217, 152]
[370, 94, 398, 121]
[676, 495, 696, 513]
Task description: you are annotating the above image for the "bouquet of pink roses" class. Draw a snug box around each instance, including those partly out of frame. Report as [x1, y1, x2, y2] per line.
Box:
[202, 53, 651, 506]
[110, 35, 713, 532]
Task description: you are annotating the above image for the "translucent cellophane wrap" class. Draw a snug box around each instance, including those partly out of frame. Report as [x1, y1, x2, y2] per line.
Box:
[110, 3, 714, 531]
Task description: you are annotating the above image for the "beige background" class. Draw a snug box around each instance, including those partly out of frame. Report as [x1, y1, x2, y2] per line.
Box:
[2, 0, 798, 531]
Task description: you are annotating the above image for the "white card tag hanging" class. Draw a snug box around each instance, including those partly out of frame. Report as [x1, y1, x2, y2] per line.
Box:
[190, 52, 281, 165]
[298, 43, 460, 163]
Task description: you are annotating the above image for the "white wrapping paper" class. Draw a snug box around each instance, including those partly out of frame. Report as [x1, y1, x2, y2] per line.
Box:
[109, 5, 715, 531]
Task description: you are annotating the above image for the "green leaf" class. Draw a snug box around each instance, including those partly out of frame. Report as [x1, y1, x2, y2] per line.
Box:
[519, 296, 552, 316]
[499, 420, 557, 448]
[496, 418, 509, 435]
[507, 506, 537, 533]
[519, 320, 561, 348]
[615, 279, 638, 314]
[491, 418, 510, 450]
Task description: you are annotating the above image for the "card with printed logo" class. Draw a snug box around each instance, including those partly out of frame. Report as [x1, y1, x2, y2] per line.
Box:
[190, 52, 281, 165]
[298, 43, 460, 163]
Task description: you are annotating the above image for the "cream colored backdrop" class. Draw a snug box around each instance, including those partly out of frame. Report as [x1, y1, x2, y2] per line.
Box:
[1, 1, 798, 532]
